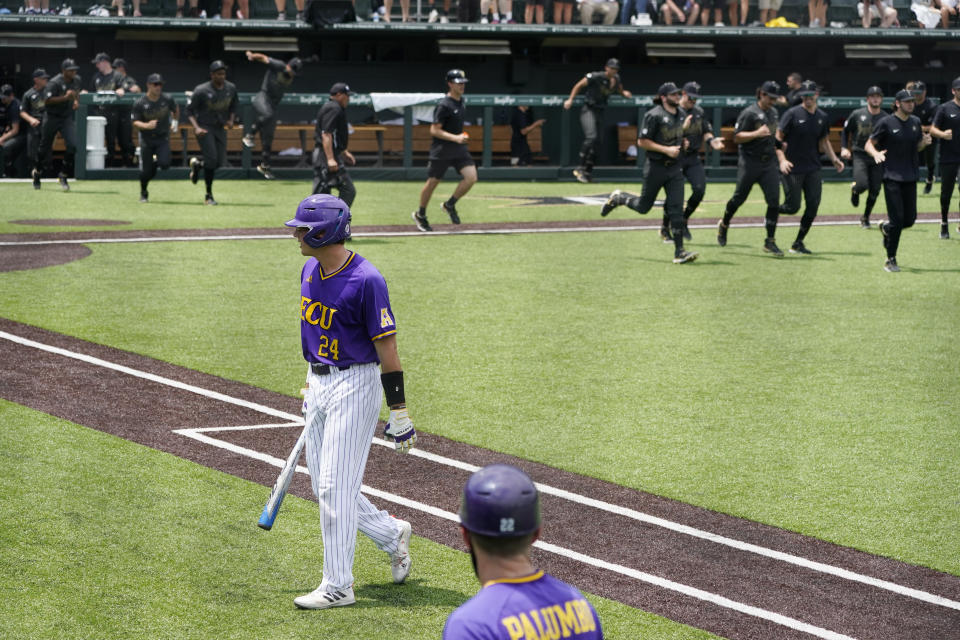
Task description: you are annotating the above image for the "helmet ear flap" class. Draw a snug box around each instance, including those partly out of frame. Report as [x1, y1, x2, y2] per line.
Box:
[288, 195, 352, 248]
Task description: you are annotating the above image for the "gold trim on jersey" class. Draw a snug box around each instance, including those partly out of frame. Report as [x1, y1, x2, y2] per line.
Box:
[483, 570, 545, 588]
[371, 329, 397, 341]
[319, 251, 355, 280]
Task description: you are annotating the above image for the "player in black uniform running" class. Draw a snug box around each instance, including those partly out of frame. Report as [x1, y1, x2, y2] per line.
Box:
[412, 69, 477, 232]
[563, 58, 632, 184]
[929, 77, 960, 239]
[0, 85, 23, 178]
[865, 90, 932, 272]
[34, 58, 83, 191]
[775, 80, 845, 254]
[600, 82, 698, 264]
[242, 51, 302, 180]
[312, 82, 356, 206]
[132, 73, 179, 203]
[185, 60, 238, 205]
[841, 86, 886, 228]
[658, 80, 726, 242]
[909, 81, 938, 195]
[717, 80, 784, 256]
[18, 69, 48, 178]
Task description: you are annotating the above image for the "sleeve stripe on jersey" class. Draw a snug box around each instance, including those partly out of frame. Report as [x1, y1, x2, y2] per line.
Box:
[371, 329, 397, 341]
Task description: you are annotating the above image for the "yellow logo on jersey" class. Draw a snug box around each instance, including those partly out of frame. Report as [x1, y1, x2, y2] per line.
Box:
[500, 598, 597, 640]
[380, 307, 393, 329]
[300, 296, 337, 330]
[306, 275, 313, 283]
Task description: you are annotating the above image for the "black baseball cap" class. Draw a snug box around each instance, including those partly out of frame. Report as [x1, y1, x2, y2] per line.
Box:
[0, 84, 13, 97]
[446, 68, 468, 84]
[866, 85, 883, 97]
[952, 77, 960, 90]
[911, 80, 926, 94]
[658, 82, 681, 96]
[288, 57, 303, 74]
[682, 81, 701, 98]
[33, 68, 50, 79]
[61, 58, 80, 71]
[146, 73, 164, 84]
[797, 80, 818, 97]
[605, 58, 621, 70]
[329, 82, 351, 95]
[895, 89, 915, 102]
[209, 60, 227, 73]
[91, 52, 111, 64]
[760, 80, 781, 97]
[113, 58, 127, 69]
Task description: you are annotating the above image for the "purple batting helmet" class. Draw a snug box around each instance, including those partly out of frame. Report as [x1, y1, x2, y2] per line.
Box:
[284, 194, 351, 248]
[459, 464, 541, 538]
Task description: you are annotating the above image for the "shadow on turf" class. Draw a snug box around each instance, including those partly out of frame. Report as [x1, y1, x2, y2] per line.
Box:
[285, 580, 470, 608]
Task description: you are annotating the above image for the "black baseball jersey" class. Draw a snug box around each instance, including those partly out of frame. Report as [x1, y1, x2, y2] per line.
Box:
[932, 100, 960, 164]
[869, 113, 923, 182]
[43, 72, 82, 117]
[132, 93, 177, 140]
[734, 102, 779, 161]
[778, 105, 830, 174]
[583, 71, 623, 109]
[842, 107, 886, 154]
[120, 75, 138, 92]
[260, 58, 295, 105]
[914, 98, 936, 127]
[639, 104, 685, 163]
[314, 98, 348, 152]
[21, 87, 45, 120]
[93, 70, 124, 92]
[430, 95, 467, 159]
[680, 103, 713, 157]
[784, 88, 803, 108]
[0, 97, 21, 133]
[510, 106, 535, 145]
[186, 80, 238, 128]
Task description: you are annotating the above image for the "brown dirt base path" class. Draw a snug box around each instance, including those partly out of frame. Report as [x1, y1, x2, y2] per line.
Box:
[2, 317, 959, 640]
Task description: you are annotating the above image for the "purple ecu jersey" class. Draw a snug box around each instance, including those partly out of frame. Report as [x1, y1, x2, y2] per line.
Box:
[299, 252, 396, 366]
[443, 571, 603, 640]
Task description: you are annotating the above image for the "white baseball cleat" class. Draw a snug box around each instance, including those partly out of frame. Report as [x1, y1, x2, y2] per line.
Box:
[294, 585, 355, 610]
[390, 520, 412, 584]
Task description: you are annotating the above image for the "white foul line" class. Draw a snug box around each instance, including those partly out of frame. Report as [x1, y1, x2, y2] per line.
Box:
[3, 329, 959, 616]
[174, 425, 856, 640]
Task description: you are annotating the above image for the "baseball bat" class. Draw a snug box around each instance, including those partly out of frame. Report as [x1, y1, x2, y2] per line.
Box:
[257, 424, 309, 530]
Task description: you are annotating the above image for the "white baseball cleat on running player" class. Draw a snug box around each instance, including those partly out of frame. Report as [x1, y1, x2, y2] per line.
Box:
[294, 585, 356, 610]
[390, 520, 413, 584]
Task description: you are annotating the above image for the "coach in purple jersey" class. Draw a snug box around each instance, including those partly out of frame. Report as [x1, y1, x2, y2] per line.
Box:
[285, 194, 417, 610]
[443, 464, 603, 639]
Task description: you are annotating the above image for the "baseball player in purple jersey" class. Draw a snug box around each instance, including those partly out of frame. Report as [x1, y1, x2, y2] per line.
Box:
[443, 464, 604, 639]
[285, 194, 417, 610]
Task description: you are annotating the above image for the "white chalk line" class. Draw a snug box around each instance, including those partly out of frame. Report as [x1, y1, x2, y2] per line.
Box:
[0, 218, 946, 246]
[173, 425, 855, 640]
[3, 329, 958, 618]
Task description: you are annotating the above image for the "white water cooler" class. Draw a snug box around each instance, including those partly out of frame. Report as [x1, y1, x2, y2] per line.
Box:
[85, 115, 108, 170]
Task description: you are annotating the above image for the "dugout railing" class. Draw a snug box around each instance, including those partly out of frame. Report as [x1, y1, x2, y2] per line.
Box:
[74, 92, 930, 182]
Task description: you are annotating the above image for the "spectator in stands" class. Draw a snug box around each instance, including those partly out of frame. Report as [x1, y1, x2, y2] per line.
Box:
[758, 0, 781, 24]
[510, 105, 545, 166]
[428, 0, 453, 22]
[940, 0, 958, 26]
[581, 0, 620, 23]
[524, 0, 545, 22]
[222, 0, 250, 18]
[908, 81, 937, 193]
[660, 0, 700, 23]
[0, 85, 23, 178]
[620, 0, 647, 23]
[176, 0, 200, 17]
[860, 0, 898, 27]
[728, 0, 749, 25]
[700, 0, 725, 24]
[275, 0, 305, 20]
[481, 0, 514, 22]
[807, 0, 827, 25]
[383, 0, 410, 21]
[911, 0, 942, 27]
[554, 0, 574, 23]
[23, 0, 50, 15]
[18, 69, 48, 179]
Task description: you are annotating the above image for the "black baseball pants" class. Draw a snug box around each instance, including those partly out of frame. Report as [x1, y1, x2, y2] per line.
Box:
[661, 154, 706, 229]
[0, 135, 25, 177]
[722, 156, 780, 239]
[311, 148, 356, 206]
[939, 162, 960, 224]
[882, 179, 917, 259]
[780, 169, 822, 243]
[852, 152, 882, 217]
[577, 106, 602, 174]
[922, 141, 936, 184]
[623, 159, 687, 253]
[247, 93, 278, 165]
[36, 114, 76, 176]
[139, 135, 172, 187]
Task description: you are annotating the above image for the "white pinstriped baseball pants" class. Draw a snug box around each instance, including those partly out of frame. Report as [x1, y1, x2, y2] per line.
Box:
[304, 362, 402, 591]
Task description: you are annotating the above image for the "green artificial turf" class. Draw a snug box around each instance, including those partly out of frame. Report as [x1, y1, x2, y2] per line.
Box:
[1, 180, 958, 583]
[0, 401, 718, 640]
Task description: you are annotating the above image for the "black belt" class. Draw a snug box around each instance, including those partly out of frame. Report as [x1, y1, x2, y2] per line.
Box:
[311, 362, 352, 375]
